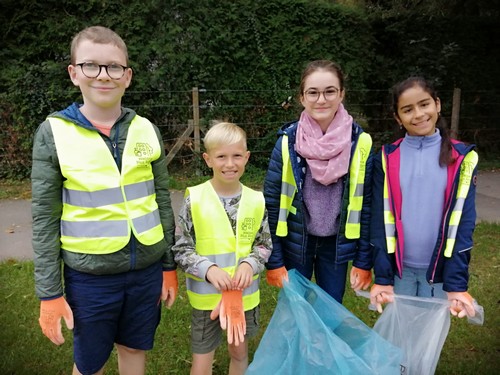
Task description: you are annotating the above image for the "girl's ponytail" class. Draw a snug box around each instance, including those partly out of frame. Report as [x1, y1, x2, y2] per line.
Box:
[436, 114, 454, 166]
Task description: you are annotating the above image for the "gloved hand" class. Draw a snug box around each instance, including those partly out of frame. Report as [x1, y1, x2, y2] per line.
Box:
[161, 270, 178, 308]
[210, 290, 246, 346]
[369, 284, 394, 313]
[266, 266, 289, 288]
[447, 291, 475, 318]
[350, 266, 372, 291]
[39, 297, 74, 345]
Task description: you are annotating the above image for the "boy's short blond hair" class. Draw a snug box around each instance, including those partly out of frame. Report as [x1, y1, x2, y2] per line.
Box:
[203, 122, 247, 152]
[70, 26, 128, 65]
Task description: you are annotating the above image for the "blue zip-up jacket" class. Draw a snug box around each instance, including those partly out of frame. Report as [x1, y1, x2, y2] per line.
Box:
[32, 103, 176, 299]
[371, 139, 477, 292]
[263, 120, 373, 270]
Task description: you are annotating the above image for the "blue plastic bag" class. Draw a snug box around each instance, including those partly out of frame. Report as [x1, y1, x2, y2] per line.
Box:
[247, 270, 402, 374]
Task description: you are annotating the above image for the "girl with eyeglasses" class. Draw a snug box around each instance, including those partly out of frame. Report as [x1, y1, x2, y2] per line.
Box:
[263, 59, 374, 303]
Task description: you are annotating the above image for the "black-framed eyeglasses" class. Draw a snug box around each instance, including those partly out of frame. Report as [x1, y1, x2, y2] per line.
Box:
[303, 86, 340, 103]
[75, 62, 128, 80]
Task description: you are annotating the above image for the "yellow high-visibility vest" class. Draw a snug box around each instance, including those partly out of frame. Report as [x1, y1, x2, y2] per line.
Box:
[443, 151, 478, 257]
[345, 132, 372, 238]
[381, 150, 397, 254]
[276, 131, 371, 238]
[186, 181, 265, 310]
[49, 115, 164, 254]
[276, 135, 297, 236]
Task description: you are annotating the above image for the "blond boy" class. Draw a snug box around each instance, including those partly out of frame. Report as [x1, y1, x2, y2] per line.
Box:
[173, 122, 272, 375]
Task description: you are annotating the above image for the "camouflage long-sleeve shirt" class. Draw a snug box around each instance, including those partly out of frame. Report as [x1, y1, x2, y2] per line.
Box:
[172, 190, 272, 281]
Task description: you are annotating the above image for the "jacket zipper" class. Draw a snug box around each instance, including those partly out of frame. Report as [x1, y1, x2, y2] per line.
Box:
[109, 123, 135, 269]
[130, 236, 137, 270]
[112, 124, 136, 268]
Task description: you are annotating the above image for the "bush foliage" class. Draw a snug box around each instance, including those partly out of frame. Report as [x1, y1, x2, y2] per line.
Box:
[1, 0, 499, 178]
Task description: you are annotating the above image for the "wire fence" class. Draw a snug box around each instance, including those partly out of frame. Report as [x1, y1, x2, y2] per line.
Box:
[0, 87, 498, 179]
[122, 87, 500, 171]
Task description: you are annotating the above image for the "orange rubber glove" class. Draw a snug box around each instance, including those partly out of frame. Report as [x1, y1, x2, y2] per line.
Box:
[447, 291, 475, 318]
[39, 297, 74, 345]
[210, 290, 246, 346]
[350, 266, 372, 291]
[266, 266, 289, 288]
[161, 270, 178, 308]
[369, 284, 394, 313]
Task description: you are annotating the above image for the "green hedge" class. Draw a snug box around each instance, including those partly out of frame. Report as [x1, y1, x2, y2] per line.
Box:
[1, 0, 498, 178]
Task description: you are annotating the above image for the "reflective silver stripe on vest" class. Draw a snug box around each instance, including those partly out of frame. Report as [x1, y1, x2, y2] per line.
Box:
[132, 209, 161, 234]
[278, 209, 289, 223]
[200, 253, 237, 268]
[187, 277, 259, 296]
[447, 197, 465, 239]
[384, 197, 391, 211]
[345, 183, 364, 227]
[385, 222, 395, 234]
[124, 180, 155, 201]
[63, 187, 124, 207]
[63, 180, 155, 208]
[347, 210, 361, 224]
[346, 183, 364, 225]
[61, 219, 128, 237]
[354, 183, 364, 197]
[447, 224, 458, 241]
[278, 181, 295, 222]
[384, 197, 395, 235]
[281, 181, 296, 197]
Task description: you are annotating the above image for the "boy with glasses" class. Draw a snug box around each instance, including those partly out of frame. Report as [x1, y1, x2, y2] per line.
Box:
[31, 26, 178, 375]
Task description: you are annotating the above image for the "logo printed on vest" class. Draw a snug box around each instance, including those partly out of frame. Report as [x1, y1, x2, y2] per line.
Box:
[359, 147, 367, 167]
[134, 142, 153, 166]
[240, 218, 256, 242]
[460, 160, 474, 187]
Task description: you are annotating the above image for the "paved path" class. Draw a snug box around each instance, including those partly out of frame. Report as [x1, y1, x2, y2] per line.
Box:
[1, 171, 499, 261]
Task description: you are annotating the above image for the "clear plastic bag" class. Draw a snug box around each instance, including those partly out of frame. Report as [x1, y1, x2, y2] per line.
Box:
[247, 270, 402, 375]
[358, 292, 451, 375]
[356, 291, 485, 374]
[467, 299, 484, 326]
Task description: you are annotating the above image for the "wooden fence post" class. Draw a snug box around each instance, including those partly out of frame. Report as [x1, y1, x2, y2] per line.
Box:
[165, 120, 194, 166]
[450, 87, 461, 139]
[164, 87, 204, 169]
[192, 87, 202, 175]
[192, 87, 200, 154]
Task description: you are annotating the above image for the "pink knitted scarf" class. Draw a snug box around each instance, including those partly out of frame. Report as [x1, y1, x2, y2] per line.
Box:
[295, 104, 352, 185]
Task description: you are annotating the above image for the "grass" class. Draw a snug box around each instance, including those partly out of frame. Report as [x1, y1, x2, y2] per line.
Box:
[0, 222, 498, 374]
[0, 166, 267, 201]
[0, 180, 32, 200]
[0, 160, 497, 373]
[1, 155, 497, 201]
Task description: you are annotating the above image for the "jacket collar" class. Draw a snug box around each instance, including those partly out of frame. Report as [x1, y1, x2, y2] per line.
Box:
[51, 103, 135, 130]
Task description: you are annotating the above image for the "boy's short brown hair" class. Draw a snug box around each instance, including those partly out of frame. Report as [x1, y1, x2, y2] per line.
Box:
[70, 26, 128, 65]
[203, 122, 247, 152]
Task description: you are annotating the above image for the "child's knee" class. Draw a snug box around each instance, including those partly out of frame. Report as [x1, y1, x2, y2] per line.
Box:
[228, 344, 248, 362]
[115, 343, 143, 356]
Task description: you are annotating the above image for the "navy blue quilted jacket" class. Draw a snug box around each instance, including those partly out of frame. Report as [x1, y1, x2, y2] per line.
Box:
[371, 140, 477, 292]
[263, 120, 373, 270]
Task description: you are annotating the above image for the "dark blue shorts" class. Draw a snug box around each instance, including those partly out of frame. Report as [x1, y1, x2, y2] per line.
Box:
[64, 261, 162, 375]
